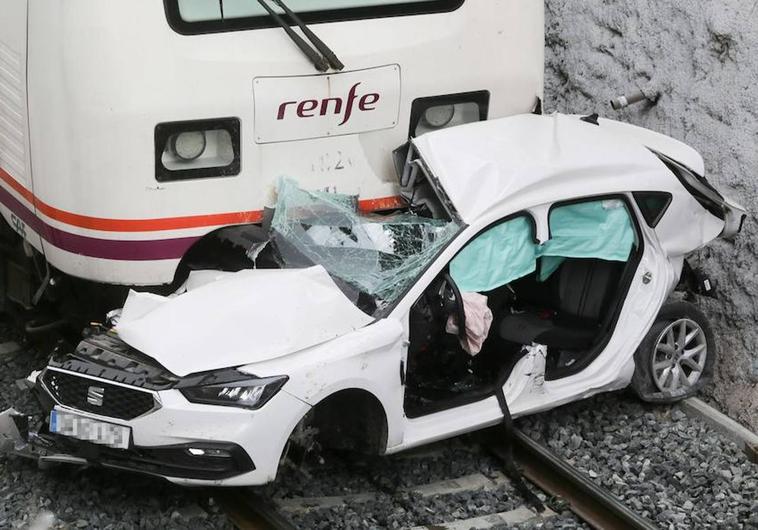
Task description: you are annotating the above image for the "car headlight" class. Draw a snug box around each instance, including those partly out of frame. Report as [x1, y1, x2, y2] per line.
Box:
[180, 375, 288, 410]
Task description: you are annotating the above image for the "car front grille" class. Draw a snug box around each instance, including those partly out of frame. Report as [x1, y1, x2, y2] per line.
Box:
[41, 369, 158, 420]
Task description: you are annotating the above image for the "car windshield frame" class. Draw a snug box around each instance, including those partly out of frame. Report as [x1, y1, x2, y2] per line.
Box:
[164, 0, 465, 35]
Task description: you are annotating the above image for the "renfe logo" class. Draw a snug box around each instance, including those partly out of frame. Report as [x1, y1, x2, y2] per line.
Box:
[276, 82, 380, 126]
[254, 65, 400, 144]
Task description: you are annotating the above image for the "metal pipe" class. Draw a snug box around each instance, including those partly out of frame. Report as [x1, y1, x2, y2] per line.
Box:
[610, 87, 660, 110]
[611, 90, 647, 110]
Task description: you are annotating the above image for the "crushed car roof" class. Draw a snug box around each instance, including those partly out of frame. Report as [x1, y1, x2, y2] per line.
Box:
[411, 113, 690, 223]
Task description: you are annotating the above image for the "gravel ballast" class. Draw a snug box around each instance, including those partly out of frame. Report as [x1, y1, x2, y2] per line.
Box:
[0, 325, 232, 530]
[520, 392, 758, 529]
[2, 322, 756, 529]
[265, 440, 584, 529]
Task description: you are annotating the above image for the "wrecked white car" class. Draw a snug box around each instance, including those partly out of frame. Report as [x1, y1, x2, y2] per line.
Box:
[0, 114, 746, 486]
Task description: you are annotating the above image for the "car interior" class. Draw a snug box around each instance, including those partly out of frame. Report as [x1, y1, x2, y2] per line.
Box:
[404, 198, 642, 418]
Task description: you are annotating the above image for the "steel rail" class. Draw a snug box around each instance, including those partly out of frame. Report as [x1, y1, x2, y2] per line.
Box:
[487, 428, 658, 530]
[215, 488, 299, 530]
[218, 429, 658, 530]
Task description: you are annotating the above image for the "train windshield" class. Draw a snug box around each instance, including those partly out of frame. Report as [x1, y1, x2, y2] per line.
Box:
[166, 0, 464, 33]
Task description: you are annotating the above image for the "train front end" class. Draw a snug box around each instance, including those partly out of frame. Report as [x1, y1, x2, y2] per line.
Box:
[0, 0, 544, 320]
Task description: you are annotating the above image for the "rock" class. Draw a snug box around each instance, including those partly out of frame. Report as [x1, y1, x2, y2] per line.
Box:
[671, 409, 687, 422]
[544, 0, 758, 433]
[520, 392, 758, 530]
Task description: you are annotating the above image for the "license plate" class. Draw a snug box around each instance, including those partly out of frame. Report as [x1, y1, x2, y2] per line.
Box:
[50, 409, 131, 450]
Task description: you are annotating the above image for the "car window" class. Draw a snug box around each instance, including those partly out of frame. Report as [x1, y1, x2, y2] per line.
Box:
[633, 192, 672, 228]
[449, 216, 536, 292]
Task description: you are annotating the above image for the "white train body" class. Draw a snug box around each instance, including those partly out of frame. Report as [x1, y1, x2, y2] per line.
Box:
[0, 0, 544, 288]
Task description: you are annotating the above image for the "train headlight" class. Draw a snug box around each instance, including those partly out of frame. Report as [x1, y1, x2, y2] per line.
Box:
[410, 91, 490, 137]
[170, 131, 207, 161]
[155, 118, 241, 182]
[421, 105, 456, 129]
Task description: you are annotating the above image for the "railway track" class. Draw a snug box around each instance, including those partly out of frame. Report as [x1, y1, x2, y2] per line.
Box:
[216, 428, 658, 530]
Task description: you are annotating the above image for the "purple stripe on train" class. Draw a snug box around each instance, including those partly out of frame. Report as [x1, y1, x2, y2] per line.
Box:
[0, 185, 200, 261]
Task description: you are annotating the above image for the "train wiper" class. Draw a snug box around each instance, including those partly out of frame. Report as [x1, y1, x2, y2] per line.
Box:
[256, 0, 344, 72]
[271, 0, 344, 71]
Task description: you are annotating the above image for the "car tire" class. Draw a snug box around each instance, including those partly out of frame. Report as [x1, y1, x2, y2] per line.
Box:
[631, 301, 716, 403]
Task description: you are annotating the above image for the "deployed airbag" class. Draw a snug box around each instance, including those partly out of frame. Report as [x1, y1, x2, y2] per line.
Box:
[538, 200, 635, 280]
[449, 200, 634, 293]
[450, 217, 536, 292]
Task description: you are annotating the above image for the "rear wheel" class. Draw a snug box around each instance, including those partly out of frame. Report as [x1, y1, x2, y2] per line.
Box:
[631, 301, 716, 403]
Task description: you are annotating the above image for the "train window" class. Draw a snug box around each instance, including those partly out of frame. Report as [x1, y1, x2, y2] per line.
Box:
[165, 0, 465, 34]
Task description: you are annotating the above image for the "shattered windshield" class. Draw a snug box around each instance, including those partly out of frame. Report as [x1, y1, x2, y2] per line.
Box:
[269, 179, 460, 316]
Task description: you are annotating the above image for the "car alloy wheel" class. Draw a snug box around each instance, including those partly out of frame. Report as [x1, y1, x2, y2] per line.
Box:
[651, 318, 708, 393]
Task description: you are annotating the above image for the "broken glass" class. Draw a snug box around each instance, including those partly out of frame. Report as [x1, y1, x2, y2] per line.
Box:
[271, 178, 460, 313]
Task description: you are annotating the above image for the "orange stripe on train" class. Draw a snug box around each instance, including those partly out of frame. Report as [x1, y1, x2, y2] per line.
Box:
[0, 167, 405, 233]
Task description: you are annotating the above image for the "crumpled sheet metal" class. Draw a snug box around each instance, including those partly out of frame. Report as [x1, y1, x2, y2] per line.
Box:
[412, 113, 668, 224]
[271, 178, 459, 307]
[116, 266, 373, 377]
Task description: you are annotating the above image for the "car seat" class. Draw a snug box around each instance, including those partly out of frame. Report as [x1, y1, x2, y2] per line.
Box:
[499, 259, 624, 349]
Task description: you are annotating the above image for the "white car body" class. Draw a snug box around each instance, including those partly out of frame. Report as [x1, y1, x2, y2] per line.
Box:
[4, 113, 746, 486]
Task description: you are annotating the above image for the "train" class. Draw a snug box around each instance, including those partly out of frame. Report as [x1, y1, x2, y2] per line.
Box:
[0, 0, 544, 328]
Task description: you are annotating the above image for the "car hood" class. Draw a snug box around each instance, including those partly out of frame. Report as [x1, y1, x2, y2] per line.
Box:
[115, 266, 373, 377]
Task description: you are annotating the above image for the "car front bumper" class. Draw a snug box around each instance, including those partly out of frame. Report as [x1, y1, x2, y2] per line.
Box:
[0, 370, 310, 486]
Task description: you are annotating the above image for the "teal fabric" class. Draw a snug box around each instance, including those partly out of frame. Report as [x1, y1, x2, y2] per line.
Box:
[538, 255, 567, 282]
[450, 217, 537, 292]
[449, 200, 635, 292]
[537, 200, 635, 281]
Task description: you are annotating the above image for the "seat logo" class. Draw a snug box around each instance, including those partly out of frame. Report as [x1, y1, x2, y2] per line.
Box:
[276, 82, 380, 126]
[87, 386, 105, 407]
